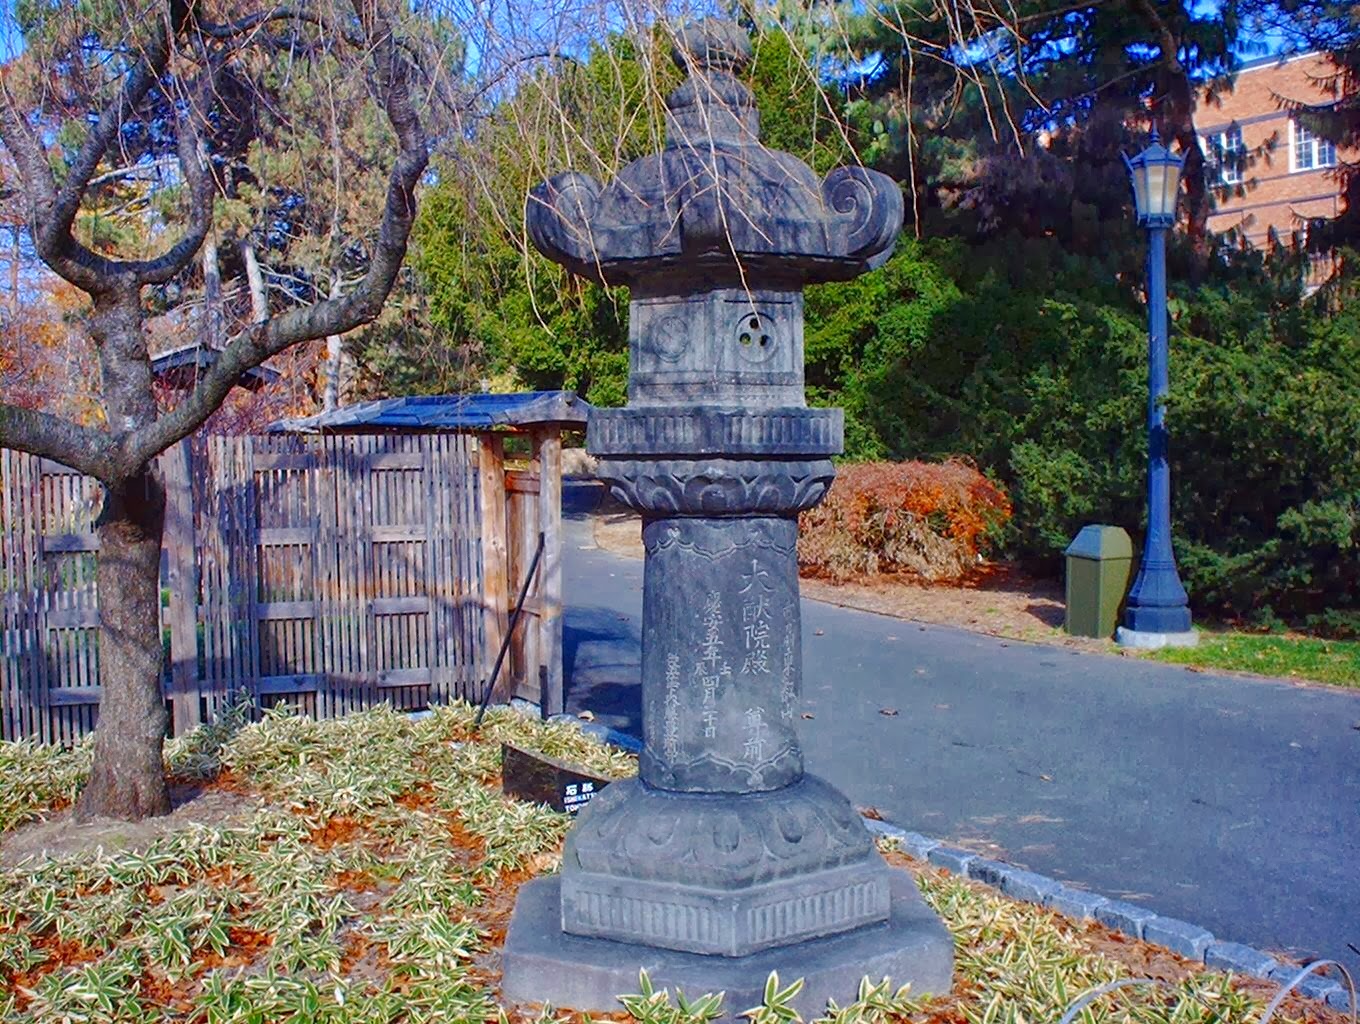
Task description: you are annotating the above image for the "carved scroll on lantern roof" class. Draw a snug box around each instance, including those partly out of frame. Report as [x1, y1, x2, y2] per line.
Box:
[527, 21, 904, 288]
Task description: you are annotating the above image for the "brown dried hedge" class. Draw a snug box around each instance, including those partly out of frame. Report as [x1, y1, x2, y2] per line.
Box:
[798, 460, 1012, 583]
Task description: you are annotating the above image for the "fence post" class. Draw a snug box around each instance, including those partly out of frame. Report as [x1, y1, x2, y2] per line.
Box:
[161, 439, 201, 735]
[478, 432, 509, 704]
[534, 427, 563, 717]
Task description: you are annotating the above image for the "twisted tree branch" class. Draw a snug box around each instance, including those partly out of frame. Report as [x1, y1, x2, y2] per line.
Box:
[0, 403, 118, 480]
[121, 0, 429, 471]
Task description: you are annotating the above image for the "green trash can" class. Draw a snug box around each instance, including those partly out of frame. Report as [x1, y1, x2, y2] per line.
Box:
[1064, 525, 1134, 638]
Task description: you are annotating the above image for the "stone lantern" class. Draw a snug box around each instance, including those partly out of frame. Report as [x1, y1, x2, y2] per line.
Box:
[502, 20, 953, 1016]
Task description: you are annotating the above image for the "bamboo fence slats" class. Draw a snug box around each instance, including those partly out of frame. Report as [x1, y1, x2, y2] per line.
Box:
[0, 429, 561, 744]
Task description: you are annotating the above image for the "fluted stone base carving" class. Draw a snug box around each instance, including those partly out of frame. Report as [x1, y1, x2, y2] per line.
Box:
[595, 458, 835, 516]
[561, 776, 891, 956]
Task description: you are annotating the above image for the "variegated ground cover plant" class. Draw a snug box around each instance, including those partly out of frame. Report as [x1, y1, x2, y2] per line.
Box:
[0, 704, 1328, 1024]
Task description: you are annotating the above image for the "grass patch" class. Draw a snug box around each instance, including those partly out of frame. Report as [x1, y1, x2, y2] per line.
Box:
[0, 704, 1345, 1023]
[1146, 631, 1360, 688]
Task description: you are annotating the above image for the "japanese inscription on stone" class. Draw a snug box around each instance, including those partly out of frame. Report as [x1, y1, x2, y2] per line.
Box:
[740, 559, 773, 677]
[663, 652, 682, 761]
[743, 706, 769, 763]
[780, 621, 797, 722]
[698, 591, 731, 738]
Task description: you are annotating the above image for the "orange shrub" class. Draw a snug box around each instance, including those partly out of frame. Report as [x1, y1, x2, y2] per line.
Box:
[798, 460, 1012, 583]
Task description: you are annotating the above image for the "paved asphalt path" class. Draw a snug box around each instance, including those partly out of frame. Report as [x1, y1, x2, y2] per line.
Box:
[558, 511, 1360, 977]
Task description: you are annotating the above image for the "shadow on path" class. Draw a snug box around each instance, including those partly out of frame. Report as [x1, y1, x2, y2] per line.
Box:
[563, 604, 641, 735]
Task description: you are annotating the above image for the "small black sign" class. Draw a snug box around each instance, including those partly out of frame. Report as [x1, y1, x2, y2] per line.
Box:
[501, 743, 615, 815]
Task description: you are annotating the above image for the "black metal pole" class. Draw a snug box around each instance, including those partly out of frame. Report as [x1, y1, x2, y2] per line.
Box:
[1121, 224, 1192, 637]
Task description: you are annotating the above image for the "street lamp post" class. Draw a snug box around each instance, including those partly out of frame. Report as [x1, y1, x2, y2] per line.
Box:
[1116, 130, 1197, 648]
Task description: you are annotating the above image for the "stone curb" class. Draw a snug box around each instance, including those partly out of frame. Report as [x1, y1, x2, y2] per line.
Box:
[861, 817, 1355, 1013]
[541, 718, 1353, 1016]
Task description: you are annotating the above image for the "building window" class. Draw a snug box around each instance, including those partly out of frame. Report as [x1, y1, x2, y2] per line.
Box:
[1292, 119, 1337, 172]
[1206, 126, 1244, 184]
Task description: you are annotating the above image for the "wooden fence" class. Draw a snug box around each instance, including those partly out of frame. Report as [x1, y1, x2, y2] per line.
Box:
[0, 430, 563, 744]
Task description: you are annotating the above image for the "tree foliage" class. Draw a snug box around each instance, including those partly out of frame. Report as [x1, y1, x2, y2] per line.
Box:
[392, 2, 1359, 628]
[0, 0, 429, 822]
[802, 229, 1360, 628]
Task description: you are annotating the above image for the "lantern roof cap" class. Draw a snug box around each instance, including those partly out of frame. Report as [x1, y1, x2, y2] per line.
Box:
[1127, 129, 1183, 169]
[527, 19, 903, 288]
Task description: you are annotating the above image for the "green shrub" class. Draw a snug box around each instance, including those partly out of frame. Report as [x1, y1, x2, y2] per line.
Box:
[805, 238, 1360, 625]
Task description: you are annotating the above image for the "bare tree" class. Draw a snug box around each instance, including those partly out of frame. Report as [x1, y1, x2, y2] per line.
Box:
[0, 0, 429, 820]
[0, 0, 1019, 822]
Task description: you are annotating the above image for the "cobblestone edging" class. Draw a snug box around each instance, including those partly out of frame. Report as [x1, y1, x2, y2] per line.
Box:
[861, 819, 1355, 1013]
[552, 714, 1353, 1014]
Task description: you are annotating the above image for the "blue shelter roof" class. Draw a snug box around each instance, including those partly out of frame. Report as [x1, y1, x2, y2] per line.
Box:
[269, 390, 590, 434]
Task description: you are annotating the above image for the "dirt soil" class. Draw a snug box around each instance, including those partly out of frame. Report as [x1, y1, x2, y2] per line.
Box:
[593, 513, 1116, 655]
[0, 781, 261, 869]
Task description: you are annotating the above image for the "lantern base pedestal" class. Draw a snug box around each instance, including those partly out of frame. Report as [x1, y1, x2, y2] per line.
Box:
[500, 874, 954, 1020]
[559, 775, 893, 956]
[1115, 626, 1199, 649]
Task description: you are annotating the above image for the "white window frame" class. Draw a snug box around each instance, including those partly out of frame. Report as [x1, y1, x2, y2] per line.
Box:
[1208, 126, 1245, 184]
[1292, 119, 1337, 172]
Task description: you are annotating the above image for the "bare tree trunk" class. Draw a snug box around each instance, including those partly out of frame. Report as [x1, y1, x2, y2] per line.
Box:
[9, 226, 19, 306]
[78, 470, 170, 820]
[241, 239, 267, 323]
[0, 0, 429, 826]
[321, 273, 351, 413]
[202, 230, 223, 350]
[76, 287, 171, 822]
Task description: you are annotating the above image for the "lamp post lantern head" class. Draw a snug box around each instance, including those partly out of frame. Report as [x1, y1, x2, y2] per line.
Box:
[1124, 130, 1183, 228]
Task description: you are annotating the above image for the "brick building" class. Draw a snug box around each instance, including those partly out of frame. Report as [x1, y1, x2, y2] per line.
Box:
[1195, 51, 1351, 276]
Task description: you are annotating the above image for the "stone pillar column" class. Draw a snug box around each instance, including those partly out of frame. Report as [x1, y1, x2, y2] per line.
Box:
[602, 456, 836, 794]
[501, 19, 953, 1017]
[639, 512, 806, 794]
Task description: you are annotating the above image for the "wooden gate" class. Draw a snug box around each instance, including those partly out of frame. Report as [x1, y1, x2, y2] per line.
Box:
[0, 427, 563, 744]
[0, 451, 106, 744]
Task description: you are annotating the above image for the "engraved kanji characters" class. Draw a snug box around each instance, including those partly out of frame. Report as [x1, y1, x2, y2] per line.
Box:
[697, 590, 731, 738]
[743, 706, 769, 763]
[739, 558, 773, 676]
[780, 620, 797, 721]
[663, 652, 682, 761]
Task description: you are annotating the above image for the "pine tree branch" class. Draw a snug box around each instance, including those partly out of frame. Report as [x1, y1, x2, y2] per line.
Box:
[50, 28, 173, 245]
[0, 23, 174, 293]
[120, 0, 429, 469]
[129, 71, 218, 286]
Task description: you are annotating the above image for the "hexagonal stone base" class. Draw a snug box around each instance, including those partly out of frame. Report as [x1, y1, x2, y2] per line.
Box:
[564, 858, 891, 957]
[562, 775, 891, 956]
[501, 874, 954, 1021]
